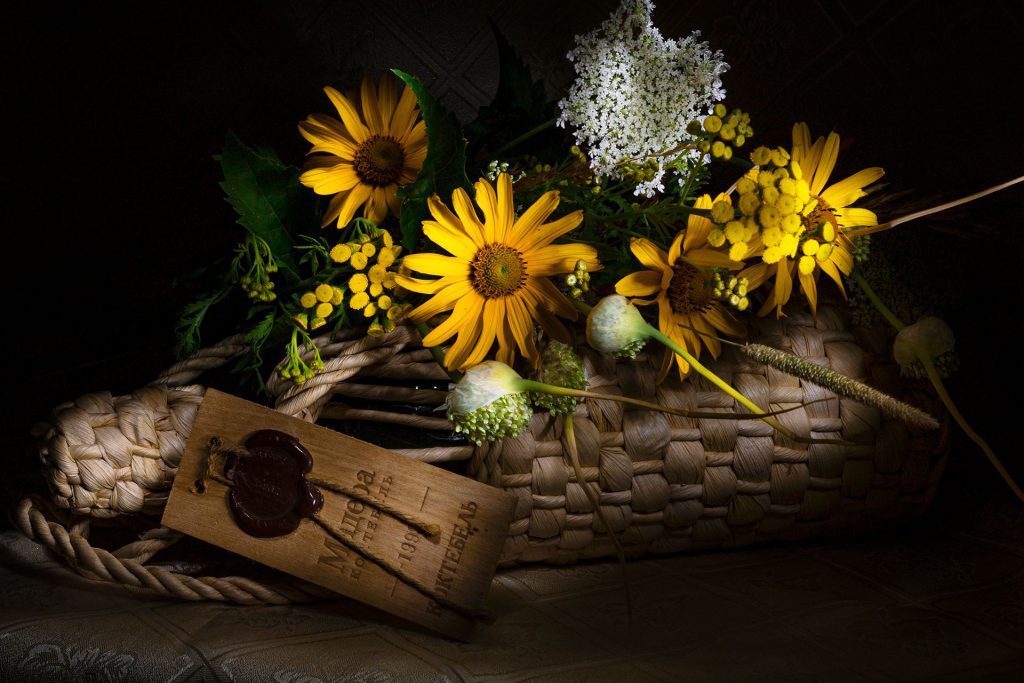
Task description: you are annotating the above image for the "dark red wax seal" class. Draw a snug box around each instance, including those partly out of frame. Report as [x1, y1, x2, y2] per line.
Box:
[222, 429, 324, 538]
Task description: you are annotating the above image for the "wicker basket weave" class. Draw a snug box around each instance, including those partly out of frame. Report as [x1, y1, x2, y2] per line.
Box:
[23, 303, 947, 601]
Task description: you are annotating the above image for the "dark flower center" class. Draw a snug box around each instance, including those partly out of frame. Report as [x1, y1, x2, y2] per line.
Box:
[470, 245, 527, 298]
[353, 135, 405, 186]
[805, 196, 839, 235]
[668, 261, 713, 315]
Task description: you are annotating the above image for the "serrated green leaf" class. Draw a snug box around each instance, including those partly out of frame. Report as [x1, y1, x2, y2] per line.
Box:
[175, 286, 232, 357]
[392, 69, 471, 252]
[233, 314, 291, 394]
[219, 131, 309, 276]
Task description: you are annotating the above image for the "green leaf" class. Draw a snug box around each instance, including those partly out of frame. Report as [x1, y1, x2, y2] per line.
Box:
[233, 313, 290, 394]
[392, 69, 471, 252]
[218, 131, 309, 276]
[244, 313, 277, 365]
[175, 286, 232, 357]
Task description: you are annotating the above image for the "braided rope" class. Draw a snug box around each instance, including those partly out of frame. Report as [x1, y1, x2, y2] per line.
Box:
[13, 498, 333, 604]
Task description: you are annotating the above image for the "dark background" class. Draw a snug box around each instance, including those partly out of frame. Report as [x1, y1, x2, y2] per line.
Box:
[2, 0, 1022, 516]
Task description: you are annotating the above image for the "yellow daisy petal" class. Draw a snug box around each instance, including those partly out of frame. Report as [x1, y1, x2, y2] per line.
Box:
[810, 132, 839, 195]
[684, 194, 716, 253]
[629, 237, 670, 273]
[494, 173, 514, 243]
[422, 221, 477, 260]
[516, 211, 584, 254]
[334, 183, 372, 228]
[493, 300, 515, 366]
[450, 188, 487, 249]
[405, 280, 473, 322]
[526, 277, 577, 321]
[403, 252, 469, 277]
[799, 268, 818, 315]
[702, 305, 745, 339]
[836, 207, 879, 228]
[473, 178, 499, 243]
[422, 292, 481, 347]
[508, 190, 560, 247]
[506, 296, 539, 363]
[686, 248, 743, 270]
[615, 269, 662, 298]
[376, 74, 398, 131]
[359, 76, 385, 135]
[820, 168, 884, 209]
[529, 243, 599, 277]
[299, 163, 360, 195]
[390, 85, 418, 139]
[324, 86, 369, 144]
[667, 230, 685, 267]
[461, 298, 500, 368]
[445, 307, 485, 371]
[740, 261, 773, 291]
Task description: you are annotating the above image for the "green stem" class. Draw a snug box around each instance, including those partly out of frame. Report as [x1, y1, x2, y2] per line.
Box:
[851, 271, 906, 331]
[416, 323, 462, 383]
[571, 299, 594, 316]
[519, 380, 843, 433]
[918, 350, 1024, 503]
[853, 272, 1022, 501]
[645, 326, 800, 442]
[493, 118, 557, 156]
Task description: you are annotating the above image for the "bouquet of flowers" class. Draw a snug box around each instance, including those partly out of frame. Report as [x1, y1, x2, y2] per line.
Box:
[178, 0, 1021, 515]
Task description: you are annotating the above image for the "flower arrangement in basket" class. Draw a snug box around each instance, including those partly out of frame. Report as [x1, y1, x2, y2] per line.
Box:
[29, 0, 1022, 588]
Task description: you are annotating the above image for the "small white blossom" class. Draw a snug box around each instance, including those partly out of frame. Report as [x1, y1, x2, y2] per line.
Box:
[557, 0, 728, 197]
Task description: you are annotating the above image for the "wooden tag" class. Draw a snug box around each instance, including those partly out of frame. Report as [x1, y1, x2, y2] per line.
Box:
[162, 389, 515, 640]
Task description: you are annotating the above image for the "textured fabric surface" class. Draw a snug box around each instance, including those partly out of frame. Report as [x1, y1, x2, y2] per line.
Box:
[3, 490, 1023, 682]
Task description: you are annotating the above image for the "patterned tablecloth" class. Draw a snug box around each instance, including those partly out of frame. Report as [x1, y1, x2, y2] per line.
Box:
[2, 493, 1023, 683]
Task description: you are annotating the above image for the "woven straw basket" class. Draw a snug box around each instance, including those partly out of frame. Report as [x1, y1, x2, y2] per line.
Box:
[21, 303, 947, 604]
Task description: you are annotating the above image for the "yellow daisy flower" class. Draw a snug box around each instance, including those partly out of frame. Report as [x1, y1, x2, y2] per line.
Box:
[299, 74, 427, 228]
[615, 194, 746, 382]
[742, 123, 884, 316]
[397, 173, 599, 371]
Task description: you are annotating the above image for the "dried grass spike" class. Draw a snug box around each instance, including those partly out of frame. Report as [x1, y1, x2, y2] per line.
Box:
[741, 343, 940, 430]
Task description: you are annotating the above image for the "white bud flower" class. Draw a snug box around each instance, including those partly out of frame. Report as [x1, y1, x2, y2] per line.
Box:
[586, 294, 650, 358]
[447, 362, 532, 444]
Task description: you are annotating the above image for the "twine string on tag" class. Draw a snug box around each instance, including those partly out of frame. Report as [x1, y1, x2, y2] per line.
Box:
[193, 437, 482, 622]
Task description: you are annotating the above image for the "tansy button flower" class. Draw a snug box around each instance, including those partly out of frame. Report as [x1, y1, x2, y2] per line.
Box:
[742, 123, 883, 316]
[615, 194, 745, 381]
[397, 173, 599, 371]
[299, 74, 427, 228]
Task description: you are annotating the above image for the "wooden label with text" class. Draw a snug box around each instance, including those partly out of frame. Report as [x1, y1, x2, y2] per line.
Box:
[162, 389, 515, 640]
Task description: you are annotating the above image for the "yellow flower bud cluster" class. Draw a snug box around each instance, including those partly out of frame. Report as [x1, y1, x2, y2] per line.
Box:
[691, 104, 754, 161]
[710, 272, 750, 312]
[711, 154, 816, 266]
[330, 228, 401, 271]
[564, 259, 591, 299]
[326, 227, 408, 336]
[296, 283, 344, 330]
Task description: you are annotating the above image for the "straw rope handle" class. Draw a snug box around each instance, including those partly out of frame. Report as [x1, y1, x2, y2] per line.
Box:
[24, 334, 340, 604]
[151, 334, 249, 387]
[13, 498, 333, 604]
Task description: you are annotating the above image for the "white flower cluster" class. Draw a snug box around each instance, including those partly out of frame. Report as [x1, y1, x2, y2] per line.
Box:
[557, 0, 729, 197]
